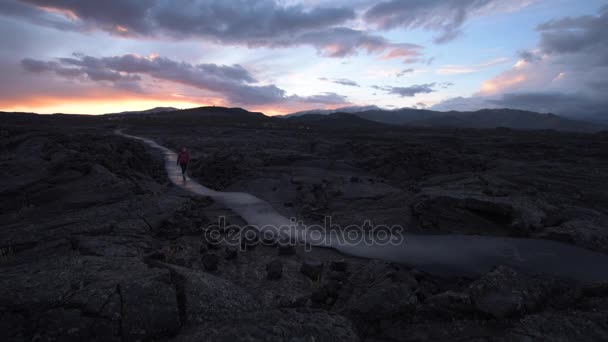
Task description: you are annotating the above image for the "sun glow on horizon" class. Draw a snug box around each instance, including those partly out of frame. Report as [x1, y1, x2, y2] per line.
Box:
[0, 97, 336, 116]
[0, 98, 206, 115]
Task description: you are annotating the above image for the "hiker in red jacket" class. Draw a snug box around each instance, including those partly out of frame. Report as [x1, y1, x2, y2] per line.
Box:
[177, 148, 190, 180]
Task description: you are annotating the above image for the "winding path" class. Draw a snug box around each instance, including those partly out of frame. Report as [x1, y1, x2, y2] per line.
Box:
[118, 130, 608, 282]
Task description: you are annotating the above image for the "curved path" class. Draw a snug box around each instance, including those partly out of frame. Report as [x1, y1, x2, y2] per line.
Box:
[118, 130, 608, 282]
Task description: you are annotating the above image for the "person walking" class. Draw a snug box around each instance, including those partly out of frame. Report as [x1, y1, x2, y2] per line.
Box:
[177, 147, 190, 181]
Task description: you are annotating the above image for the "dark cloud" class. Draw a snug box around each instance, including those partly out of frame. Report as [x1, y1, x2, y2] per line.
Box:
[589, 80, 608, 90]
[9, 0, 421, 60]
[536, 6, 608, 65]
[17, 0, 354, 38]
[396, 68, 414, 77]
[21, 53, 349, 106]
[363, 0, 516, 44]
[518, 50, 541, 63]
[319, 77, 360, 87]
[21, 58, 53, 73]
[22, 57, 140, 82]
[373, 83, 436, 97]
[333, 79, 359, 87]
[0, 0, 83, 31]
[295, 92, 349, 105]
[295, 27, 421, 58]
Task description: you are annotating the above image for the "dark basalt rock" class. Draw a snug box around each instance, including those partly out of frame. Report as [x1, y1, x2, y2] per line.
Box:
[202, 253, 219, 271]
[311, 287, 328, 304]
[330, 259, 348, 272]
[301, 259, 324, 281]
[266, 259, 283, 280]
[224, 247, 238, 260]
[324, 279, 342, 298]
[278, 244, 296, 256]
[467, 265, 562, 319]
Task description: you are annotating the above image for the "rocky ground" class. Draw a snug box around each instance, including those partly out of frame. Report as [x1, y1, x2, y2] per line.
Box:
[135, 125, 608, 253]
[1, 114, 608, 341]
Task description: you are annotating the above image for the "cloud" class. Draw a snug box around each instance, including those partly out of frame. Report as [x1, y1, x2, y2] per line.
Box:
[22, 57, 141, 83]
[396, 68, 414, 77]
[295, 27, 421, 59]
[319, 77, 360, 87]
[518, 50, 541, 63]
[432, 6, 608, 120]
[437, 57, 510, 75]
[9, 0, 422, 61]
[363, 0, 534, 44]
[21, 53, 350, 107]
[0, 0, 83, 31]
[536, 6, 607, 56]
[17, 0, 354, 37]
[294, 92, 349, 104]
[373, 83, 437, 97]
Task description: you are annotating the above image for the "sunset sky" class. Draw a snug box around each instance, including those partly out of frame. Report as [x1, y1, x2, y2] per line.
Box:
[0, 0, 606, 116]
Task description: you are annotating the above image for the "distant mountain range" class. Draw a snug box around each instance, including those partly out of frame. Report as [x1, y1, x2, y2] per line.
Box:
[108, 107, 179, 115]
[2, 105, 604, 132]
[281, 107, 603, 132]
[285, 105, 383, 117]
[284, 112, 392, 129]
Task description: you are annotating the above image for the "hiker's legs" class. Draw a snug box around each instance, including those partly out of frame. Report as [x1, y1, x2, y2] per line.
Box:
[180, 163, 187, 179]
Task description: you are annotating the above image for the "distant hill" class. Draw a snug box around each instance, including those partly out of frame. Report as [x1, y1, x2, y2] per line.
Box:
[108, 107, 179, 115]
[285, 107, 603, 132]
[284, 105, 383, 117]
[355, 108, 442, 125]
[407, 109, 600, 131]
[284, 112, 392, 129]
[112, 106, 272, 127]
[170, 106, 266, 119]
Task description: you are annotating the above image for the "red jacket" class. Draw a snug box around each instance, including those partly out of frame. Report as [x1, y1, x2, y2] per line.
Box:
[177, 151, 190, 164]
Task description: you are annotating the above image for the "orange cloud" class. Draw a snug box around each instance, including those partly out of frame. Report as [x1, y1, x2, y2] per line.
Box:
[382, 47, 419, 60]
[37, 5, 79, 20]
[479, 73, 526, 95]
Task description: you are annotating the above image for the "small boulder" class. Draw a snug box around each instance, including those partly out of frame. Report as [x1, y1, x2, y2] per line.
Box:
[311, 287, 328, 304]
[202, 254, 219, 271]
[343, 281, 418, 317]
[328, 271, 348, 281]
[391, 269, 419, 290]
[467, 265, 558, 319]
[329, 260, 348, 272]
[278, 244, 296, 256]
[266, 260, 283, 280]
[147, 251, 166, 261]
[324, 280, 342, 298]
[424, 291, 474, 317]
[224, 247, 238, 260]
[301, 259, 324, 281]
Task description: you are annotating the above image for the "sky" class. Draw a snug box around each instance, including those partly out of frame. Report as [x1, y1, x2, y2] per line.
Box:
[0, 0, 606, 117]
